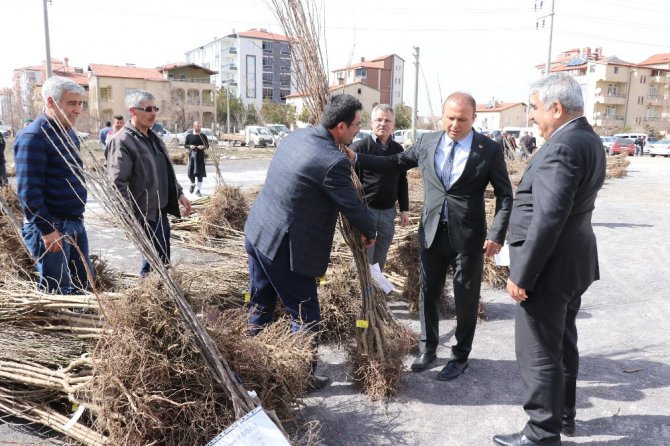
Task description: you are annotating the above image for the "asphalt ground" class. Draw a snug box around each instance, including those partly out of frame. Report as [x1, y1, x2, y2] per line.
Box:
[2, 156, 669, 445]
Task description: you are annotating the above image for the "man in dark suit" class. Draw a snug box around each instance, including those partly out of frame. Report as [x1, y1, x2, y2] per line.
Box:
[493, 74, 606, 446]
[346, 92, 513, 380]
[244, 94, 376, 388]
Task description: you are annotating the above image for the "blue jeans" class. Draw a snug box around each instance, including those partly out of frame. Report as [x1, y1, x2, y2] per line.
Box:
[140, 212, 171, 277]
[22, 218, 93, 294]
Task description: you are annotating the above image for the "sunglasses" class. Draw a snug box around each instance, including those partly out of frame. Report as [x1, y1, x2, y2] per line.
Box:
[133, 106, 160, 112]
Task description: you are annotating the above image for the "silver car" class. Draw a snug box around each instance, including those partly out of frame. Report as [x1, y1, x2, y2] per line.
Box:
[648, 139, 670, 157]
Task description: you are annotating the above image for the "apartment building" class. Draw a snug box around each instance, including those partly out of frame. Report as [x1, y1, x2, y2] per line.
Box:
[87, 63, 216, 133]
[543, 48, 670, 136]
[184, 28, 296, 110]
[331, 54, 405, 108]
[474, 101, 527, 132]
[8, 58, 90, 131]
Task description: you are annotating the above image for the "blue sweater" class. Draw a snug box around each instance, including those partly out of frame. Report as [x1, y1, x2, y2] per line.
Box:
[14, 114, 87, 236]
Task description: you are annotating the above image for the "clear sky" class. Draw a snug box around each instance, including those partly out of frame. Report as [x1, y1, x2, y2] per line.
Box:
[2, 0, 669, 119]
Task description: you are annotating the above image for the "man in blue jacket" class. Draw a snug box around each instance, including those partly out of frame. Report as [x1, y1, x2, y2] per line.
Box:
[14, 75, 93, 294]
[244, 94, 376, 389]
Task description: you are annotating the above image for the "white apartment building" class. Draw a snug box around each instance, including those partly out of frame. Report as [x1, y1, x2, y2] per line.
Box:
[543, 48, 670, 136]
[185, 28, 296, 111]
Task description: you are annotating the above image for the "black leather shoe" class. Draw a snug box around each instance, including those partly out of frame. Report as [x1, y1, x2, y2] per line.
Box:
[307, 374, 331, 392]
[189, 184, 195, 193]
[562, 418, 575, 436]
[493, 432, 560, 446]
[437, 358, 469, 381]
[410, 352, 437, 372]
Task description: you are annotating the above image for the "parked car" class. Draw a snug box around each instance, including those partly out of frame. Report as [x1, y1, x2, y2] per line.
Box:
[610, 138, 636, 156]
[75, 131, 90, 140]
[647, 139, 670, 157]
[392, 128, 431, 146]
[244, 125, 273, 147]
[613, 132, 650, 155]
[177, 128, 218, 145]
[599, 136, 616, 154]
[353, 129, 373, 143]
[161, 130, 179, 145]
[266, 124, 290, 146]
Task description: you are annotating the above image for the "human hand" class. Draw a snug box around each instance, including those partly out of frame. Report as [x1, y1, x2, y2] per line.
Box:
[179, 194, 192, 217]
[506, 278, 527, 302]
[361, 234, 375, 248]
[399, 212, 410, 227]
[42, 230, 63, 253]
[482, 239, 502, 258]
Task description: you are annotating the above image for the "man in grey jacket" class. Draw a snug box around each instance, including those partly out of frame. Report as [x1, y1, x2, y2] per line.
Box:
[244, 94, 376, 389]
[106, 90, 191, 276]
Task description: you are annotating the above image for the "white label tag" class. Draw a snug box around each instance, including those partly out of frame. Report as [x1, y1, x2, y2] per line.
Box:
[206, 406, 291, 446]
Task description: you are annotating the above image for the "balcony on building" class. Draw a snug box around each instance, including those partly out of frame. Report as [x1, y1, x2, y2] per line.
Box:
[222, 63, 238, 71]
[223, 46, 238, 55]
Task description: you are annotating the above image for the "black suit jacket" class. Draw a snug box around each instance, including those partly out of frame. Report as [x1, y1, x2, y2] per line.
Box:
[245, 125, 375, 278]
[357, 130, 513, 254]
[508, 117, 606, 291]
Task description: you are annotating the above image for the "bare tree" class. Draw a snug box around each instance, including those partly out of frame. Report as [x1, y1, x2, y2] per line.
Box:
[267, 0, 329, 124]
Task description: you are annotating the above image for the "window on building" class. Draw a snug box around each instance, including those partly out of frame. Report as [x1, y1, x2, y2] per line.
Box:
[336, 71, 345, 79]
[614, 66, 619, 74]
[262, 41, 273, 53]
[280, 74, 291, 86]
[607, 84, 618, 96]
[281, 43, 290, 55]
[280, 59, 291, 71]
[263, 88, 273, 100]
[355, 68, 367, 78]
[100, 86, 112, 101]
[263, 57, 273, 70]
[180, 74, 187, 80]
[246, 55, 256, 99]
[187, 89, 200, 105]
[280, 89, 291, 100]
[263, 73, 273, 84]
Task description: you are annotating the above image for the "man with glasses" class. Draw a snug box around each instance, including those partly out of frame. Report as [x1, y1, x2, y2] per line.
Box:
[106, 90, 191, 276]
[350, 104, 409, 271]
[244, 94, 376, 390]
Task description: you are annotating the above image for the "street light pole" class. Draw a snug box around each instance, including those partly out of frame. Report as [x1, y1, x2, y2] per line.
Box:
[43, 0, 52, 78]
[223, 81, 230, 134]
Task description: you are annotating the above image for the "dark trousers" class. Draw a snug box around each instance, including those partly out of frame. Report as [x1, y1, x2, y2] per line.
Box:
[245, 235, 320, 334]
[140, 212, 171, 277]
[516, 288, 582, 442]
[418, 225, 484, 360]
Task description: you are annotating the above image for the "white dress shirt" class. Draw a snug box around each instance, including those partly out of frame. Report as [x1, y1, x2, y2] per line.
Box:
[434, 130, 473, 188]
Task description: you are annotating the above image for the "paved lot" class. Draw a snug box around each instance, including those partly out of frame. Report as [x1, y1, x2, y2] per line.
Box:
[2, 156, 669, 445]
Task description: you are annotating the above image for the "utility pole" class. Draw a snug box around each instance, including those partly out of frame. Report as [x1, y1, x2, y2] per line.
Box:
[212, 81, 217, 136]
[43, 0, 53, 78]
[223, 81, 230, 134]
[411, 46, 420, 143]
[535, 0, 556, 75]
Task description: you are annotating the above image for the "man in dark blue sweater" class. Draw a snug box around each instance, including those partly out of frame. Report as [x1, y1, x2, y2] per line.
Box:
[350, 104, 409, 270]
[14, 75, 93, 294]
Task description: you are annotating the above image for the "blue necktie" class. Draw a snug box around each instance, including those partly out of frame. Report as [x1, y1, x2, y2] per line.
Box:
[439, 141, 457, 223]
[441, 141, 458, 189]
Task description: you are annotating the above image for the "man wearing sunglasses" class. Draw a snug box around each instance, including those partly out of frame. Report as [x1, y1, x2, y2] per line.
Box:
[106, 90, 191, 276]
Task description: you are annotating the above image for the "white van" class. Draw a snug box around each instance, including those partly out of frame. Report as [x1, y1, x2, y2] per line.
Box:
[613, 133, 650, 154]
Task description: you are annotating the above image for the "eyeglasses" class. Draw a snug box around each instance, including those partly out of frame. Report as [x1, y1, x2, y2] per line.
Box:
[133, 106, 160, 112]
[372, 118, 394, 124]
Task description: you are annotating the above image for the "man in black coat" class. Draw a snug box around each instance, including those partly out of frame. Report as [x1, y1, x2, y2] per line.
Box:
[346, 92, 513, 381]
[350, 104, 409, 271]
[493, 74, 606, 446]
[244, 94, 376, 388]
[184, 121, 209, 196]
